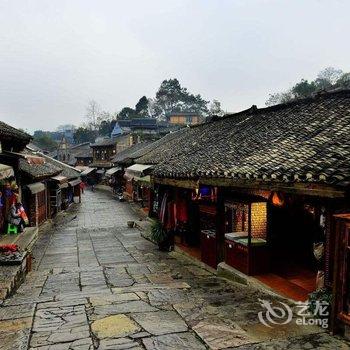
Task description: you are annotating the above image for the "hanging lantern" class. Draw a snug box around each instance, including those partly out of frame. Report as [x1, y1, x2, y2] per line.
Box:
[271, 191, 284, 207]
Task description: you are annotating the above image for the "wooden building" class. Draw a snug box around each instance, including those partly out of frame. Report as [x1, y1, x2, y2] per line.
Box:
[117, 119, 177, 137]
[90, 138, 118, 169]
[52, 141, 93, 167]
[19, 148, 81, 220]
[110, 142, 156, 214]
[19, 151, 61, 225]
[68, 142, 93, 166]
[166, 111, 201, 126]
[0, 122, 32, 231]
[135, 90, 350, 336]
[90, 136, 134, 170]
[41, 155, 82, 212]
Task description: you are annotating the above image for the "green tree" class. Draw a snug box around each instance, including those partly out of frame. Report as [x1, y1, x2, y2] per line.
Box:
[135, 96, 149, 117]
[73, 127, 97, 144]
[118, 107, 137, 119]
[33, 134, 58, 152]
[266, 67, 347, 106]
[291, 79, 317, 99]
[99, 120, 116, 136]
[265, 91, 294, 106]
[209, 99, 224, 116]
[154, 78, 209, 119]
[335, 72, 350, 89]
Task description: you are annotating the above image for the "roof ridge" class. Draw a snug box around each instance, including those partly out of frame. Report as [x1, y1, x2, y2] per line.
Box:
[189, 88, 350, 130]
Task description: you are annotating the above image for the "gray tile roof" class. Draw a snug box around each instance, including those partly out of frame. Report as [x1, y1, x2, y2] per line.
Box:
[19, 158, 61, 179]
[19, 149, 81, 180]
[40, 153, 81, 180]
[19, 150, 62, 180]
[91, 138, 117, 147]
[111, 142, 152, 165]
[0, 121, 32, 143]
[134, 129, 188, 164]
[139, 90, 350, 188]
[71, 143, 93, 158]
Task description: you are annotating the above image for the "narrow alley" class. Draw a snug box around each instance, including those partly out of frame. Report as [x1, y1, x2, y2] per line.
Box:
[0, 190, 348, 350]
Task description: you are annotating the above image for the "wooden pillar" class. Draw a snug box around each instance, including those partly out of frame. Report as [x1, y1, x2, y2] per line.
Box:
[35, 193, 39, 227]
[216, 187, 226, 265]
[331, 215, 350, 335]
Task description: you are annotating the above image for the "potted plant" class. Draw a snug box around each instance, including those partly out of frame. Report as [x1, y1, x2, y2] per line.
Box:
[150, 220, 171, 251]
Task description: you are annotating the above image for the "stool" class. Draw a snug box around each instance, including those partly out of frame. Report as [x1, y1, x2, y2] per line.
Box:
[7, 224, 18, 234]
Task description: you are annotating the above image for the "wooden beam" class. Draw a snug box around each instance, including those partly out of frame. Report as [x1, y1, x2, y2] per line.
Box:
[153, 177, 198, 189]
[198, 178, 345, 198]
[153, 176, 346, 198]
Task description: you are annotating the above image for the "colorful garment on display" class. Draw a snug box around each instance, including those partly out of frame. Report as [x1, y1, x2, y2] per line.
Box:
[175, 199, 188, 224]
[18, 206, 29, 225]
[165, 200, 176, 230]
[159, 193, 168, 224]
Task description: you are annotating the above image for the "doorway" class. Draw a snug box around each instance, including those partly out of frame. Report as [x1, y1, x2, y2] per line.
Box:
[257, 198, 324, 300]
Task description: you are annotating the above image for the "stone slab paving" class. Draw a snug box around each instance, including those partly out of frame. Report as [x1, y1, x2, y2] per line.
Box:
[0, 190, 349, 349]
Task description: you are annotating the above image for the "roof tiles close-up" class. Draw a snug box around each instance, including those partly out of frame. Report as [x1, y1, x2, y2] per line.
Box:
[136, 90, 350, 188]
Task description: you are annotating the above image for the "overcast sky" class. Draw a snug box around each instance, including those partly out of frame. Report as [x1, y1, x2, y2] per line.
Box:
[0, 0, 349, 133]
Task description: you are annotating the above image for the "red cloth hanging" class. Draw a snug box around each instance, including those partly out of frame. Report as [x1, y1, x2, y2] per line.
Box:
[175, 199, 188, 224]
[165, 200, 176, 230]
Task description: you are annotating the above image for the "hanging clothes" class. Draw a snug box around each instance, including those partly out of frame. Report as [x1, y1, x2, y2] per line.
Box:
[166, 200, 176, 230]
[159, 193, 168, 224]
[175, 199, 188, 224]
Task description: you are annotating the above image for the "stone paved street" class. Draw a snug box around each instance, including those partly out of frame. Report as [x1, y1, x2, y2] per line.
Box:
[1, 190, 349, 349]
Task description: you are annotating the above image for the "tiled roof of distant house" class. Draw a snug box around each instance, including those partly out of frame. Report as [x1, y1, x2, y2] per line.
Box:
[167, 111, 199, 116]
[19, 149, 62, 180]
[134, 129, 188, 164]
[90, 138, 117, 147]
[20, 148, 81, 180]
[68, 142, 93, 165]
[118, 118, 159, 130]
[40, 153, 81, 179]
[111, 142, 152, 165]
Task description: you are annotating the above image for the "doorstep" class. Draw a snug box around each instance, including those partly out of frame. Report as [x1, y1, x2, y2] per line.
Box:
[174, 245, 217, 275]
[217, 262, 296, 302]
[0, 227, 38, 302]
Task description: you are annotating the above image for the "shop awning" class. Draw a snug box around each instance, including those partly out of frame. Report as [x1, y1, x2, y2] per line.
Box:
[133, 175, 151, 186]
[51, 175, 68, 183]
[26, 182, 45, 194]
[68, 179, 81, 187]
[106, 167, 122, 176]
[125, 164, 153, 178]
[81, 168, 96, 176]
[0, 164, 14, 180]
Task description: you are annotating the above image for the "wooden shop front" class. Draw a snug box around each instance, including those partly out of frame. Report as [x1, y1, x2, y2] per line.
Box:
[154, 177, 341, 302]
[48, 175, 68, 216]
[23, 182, 47, 227]
[224, 199, 269, 275]
[124, 164, 153, 203]
[68, 179, 82, 204]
